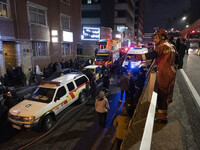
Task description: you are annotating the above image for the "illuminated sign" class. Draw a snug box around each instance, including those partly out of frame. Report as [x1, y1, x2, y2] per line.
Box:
[52, 37, 58, 43]
[63, 31, 73, 42]
[82, 27, 100, 41]
[115, 34, 121, 38]
[51, 30, 58, 36]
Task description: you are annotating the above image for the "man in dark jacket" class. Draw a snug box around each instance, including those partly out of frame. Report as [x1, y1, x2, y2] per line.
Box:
[178, 39, 187, 69]
[126, 71, 135, 106]
[119, 72, 129, 102]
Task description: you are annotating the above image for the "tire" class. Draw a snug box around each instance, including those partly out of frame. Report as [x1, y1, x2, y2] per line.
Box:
[79, 92, 86, 103]
[42, 115, 54, 131]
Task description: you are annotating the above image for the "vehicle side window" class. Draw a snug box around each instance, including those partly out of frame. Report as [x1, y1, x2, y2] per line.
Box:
[55, 86, 66, 99]
[67, 82, 75, 92]
[75, 76, 88, 87]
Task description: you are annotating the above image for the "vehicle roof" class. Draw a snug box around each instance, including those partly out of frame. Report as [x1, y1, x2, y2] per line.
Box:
[97, 49, 119, 54]
[127, 47, 148, 54]
[39, 72, 85, 88]
[84, 65, 100, 69]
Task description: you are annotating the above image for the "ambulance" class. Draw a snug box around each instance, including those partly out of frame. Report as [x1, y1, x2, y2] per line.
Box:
[122, 46, 150, 71]
[8, 72, 90, 131]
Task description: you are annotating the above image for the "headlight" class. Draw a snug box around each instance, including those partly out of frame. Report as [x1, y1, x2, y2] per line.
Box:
[23, 116, 35, 122]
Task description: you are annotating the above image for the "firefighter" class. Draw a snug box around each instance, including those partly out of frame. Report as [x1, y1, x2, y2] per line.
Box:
[136, 29, 177, 123]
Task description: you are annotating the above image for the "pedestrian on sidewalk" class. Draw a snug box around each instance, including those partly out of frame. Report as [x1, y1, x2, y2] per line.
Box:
[113, 107, 131, 150]
[119, 72, 129, 102]
[95, 91, 110, 128]
[178, 39, 187, 69]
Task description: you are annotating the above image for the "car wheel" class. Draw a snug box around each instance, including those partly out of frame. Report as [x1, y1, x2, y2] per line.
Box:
[42, 115, 54, 131]
[79, 92, 86, 103]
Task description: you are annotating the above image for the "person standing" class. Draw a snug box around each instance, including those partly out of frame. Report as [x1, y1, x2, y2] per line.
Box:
[136, 29, 177, 123]
[126, 71, 135, 106]
[95, 91, 110, 128]
[90, 73, 97, 100]
[119, 72, 129, 102]
[178, 39, 187, 69]
[113, 107, 131, 150]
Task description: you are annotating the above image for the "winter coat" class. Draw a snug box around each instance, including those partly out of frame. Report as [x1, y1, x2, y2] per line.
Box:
[95, 97, 110, 113]
[113, 115, 131, 140]
[120, 75, 129, 91]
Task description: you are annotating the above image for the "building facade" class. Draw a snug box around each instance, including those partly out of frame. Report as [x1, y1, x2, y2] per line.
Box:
[0, 0, 81, 77]
[82, 0, 136, 49]
[134, 0, 145, 44]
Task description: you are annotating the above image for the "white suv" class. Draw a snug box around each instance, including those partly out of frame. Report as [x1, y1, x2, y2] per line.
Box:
[8, 72, 90, 131]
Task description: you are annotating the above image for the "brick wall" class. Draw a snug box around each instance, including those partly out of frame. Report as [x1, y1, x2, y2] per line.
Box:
[0, 41, 6, 76]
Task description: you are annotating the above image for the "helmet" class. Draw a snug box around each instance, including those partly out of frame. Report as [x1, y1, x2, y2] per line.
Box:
[154, 29, 168, 40]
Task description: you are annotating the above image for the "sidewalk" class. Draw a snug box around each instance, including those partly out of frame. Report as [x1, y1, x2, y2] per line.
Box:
[99, 70, 200, 150]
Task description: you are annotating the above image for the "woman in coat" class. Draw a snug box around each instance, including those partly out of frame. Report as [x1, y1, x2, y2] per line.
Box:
[95, 91, 110, 128]
[113, 107, 131, 150]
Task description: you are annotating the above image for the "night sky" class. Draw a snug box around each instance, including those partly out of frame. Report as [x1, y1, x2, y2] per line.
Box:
[144, 0, 190, 32]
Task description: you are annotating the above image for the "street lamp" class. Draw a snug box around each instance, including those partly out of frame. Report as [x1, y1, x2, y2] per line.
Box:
[182, 16, 186, 21]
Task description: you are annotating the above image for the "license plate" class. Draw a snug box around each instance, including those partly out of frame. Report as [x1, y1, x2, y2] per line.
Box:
[12, 124, 21, 130]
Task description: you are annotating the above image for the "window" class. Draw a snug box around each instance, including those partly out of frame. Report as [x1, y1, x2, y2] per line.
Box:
[61, 15, 70, 30]
[29, 6, 46, 25]
[75, 76, 88, 87]
[0, 0, 8, 17]
[55, 86, 66, 99]
[61, 0, 70, 5]
[62, 43, 71, 55]
[67, 82, 75, 92]
[117, 10, 126, 17]
[32, 41, 48, 56]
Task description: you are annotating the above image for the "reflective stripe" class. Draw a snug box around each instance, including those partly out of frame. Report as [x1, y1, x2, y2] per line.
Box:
[157, 109, 167, 113]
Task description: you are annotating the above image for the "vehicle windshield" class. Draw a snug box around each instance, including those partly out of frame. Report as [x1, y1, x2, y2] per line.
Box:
[96, 55, 109, 61]
[126, 54, 137, 61]
[31, 87, 55, 103]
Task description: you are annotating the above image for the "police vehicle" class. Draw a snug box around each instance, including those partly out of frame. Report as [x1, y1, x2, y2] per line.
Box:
[8, 72, 90, 131]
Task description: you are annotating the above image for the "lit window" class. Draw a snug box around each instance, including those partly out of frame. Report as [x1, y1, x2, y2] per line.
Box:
[0, 0, 8, 18]
[87, 0, 92, 4]
[29, 6, 46, 25]
[32, 41, 48, 56]
[62, 43, 71, 55]
[61, 15, 70, 30]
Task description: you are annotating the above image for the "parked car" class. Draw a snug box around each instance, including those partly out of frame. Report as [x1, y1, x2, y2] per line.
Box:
[8, 72, 90, 131]
[44, 68, 77, 81]
[82, 65, 102, 82]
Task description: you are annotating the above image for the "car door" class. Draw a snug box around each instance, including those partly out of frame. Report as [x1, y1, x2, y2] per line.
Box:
[53, 86, 67, 114]
[66, 81, 78, 103]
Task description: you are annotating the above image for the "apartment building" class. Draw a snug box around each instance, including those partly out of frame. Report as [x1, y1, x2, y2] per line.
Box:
[0, 0, 81, 76]
[82, 0, 136, 50]
[134, 0, 145, 44]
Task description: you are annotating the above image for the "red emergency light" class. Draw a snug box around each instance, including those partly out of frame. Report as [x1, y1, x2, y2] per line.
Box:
[191, 30, 195, 33]
[125, 47, 129, 52]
